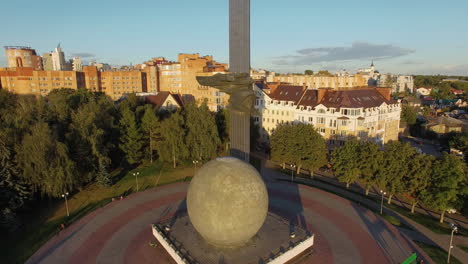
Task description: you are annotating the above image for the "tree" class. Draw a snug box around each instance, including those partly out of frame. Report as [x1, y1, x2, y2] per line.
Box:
[421, 153, 467, 223]
[290, 123, 327, 175]
[215, 108, 230, 151]
[304, 70, 314, 75]
[403, 154, 434, 213]
[0, 133, 29, 231]
[141, 105, 160, 163]
[377, 141, 416, 204]
[119, 106, 144, 164]
[159, 111, 187, 168]
[67, 97, 115, 184]
[270, 124, 293, 169]
[358, 141, 383, 195]
[96, 160, 111, 187]
[332, 140, 361, 188]
[183, 103, 220, 161]
[401, 105, 417, 126]
[450, 132, 468, 162]
[16, 122, 76, 198]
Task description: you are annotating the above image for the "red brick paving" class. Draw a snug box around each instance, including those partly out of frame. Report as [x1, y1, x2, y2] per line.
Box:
[29, 182, 420, 264]
[70, 192, 186, 264]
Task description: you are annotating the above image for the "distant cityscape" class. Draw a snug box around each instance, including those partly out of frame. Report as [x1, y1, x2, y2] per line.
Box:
[2, 44, 467, 149]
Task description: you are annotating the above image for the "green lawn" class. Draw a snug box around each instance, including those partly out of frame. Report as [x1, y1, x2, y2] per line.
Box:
[0, 161, 194, 264]
[414, 241, 462, 264]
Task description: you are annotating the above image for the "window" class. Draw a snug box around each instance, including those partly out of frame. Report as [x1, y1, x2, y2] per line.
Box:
[331, 130, 336, 135]
[308, 117, 313, 122]
[330, 109, 335, 114]
[340, 130, 347, 136]
[340, 120, 348, 126]
[319, 128, 325, 134]
[317, 117, 325, 124]
[318, 109, 326, 114]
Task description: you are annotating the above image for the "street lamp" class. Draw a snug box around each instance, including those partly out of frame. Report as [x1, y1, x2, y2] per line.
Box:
[447, 223, 458, 263]
[380, 190, 386, 215]
[290, 164, 296, 183]
[133, 172, 140, 192]
[192, 160, 199, 176]
[62, 192, 70, 217]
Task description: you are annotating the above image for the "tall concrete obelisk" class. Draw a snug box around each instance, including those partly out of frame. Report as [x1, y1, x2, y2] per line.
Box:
[229, 0, 251, 161]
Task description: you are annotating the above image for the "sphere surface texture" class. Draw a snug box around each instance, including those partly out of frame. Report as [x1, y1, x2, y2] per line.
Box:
[187, 157, 268, 248]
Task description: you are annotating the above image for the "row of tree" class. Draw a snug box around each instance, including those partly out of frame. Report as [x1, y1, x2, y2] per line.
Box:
[270, 123, 467, 223]
[0, 88, 228, 232]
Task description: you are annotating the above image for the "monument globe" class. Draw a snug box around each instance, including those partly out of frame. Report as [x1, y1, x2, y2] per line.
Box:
[186, 157, 268, 247]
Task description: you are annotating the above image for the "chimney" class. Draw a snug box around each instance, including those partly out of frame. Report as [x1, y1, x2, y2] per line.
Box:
[317, 88, 327, 103]
[376, 87, 391, 101]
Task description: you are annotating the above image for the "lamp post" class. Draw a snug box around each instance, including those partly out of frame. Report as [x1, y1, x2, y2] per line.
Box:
[380, 190, 386, 215]
[62, 192, 69, 217]
[133, 172, 140, 192]
[290, 164, 296, 183]
[447, 223, 458, 263]
[192, 160, 199, 176]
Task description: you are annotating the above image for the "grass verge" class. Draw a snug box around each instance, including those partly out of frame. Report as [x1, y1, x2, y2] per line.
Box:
[414, 241, 462, 264]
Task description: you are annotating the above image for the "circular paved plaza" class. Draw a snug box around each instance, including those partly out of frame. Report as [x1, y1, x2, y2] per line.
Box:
[27, 181, 428, 264]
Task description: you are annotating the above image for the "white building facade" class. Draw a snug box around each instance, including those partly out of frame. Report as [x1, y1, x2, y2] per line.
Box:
[253, 83, 401, 147]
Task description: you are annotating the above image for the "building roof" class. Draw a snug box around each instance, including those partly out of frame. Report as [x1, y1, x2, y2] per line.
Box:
[145, 92, 183, 108]
[297, 89, 319, 108]
[311, 89, 393, 109]
[268, 85, 306, 103]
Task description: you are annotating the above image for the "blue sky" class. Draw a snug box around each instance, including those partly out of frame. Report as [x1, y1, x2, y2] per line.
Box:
[1, 0, 467, 75]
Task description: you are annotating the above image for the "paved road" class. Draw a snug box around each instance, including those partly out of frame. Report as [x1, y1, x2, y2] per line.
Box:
[27, 177, 427, 263]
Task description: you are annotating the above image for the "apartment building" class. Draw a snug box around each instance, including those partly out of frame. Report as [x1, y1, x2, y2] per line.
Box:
[82, 66, 147, 100]
[254, 82, 401, 147]
[157, 54, 229, 111]
[0, 67, 84, 96]
[4, 46, 43, 70]
[266, 72, 367, 89]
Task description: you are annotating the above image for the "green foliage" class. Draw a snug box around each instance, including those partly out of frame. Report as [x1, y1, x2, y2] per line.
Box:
[158, 110, 188, 168]
[16, 122, 76, 198]
[421, 153, 467, 222]
[183, 102, 220, 161]
[357, 141, 383, 194]
[140, 105, 160, 162]
[401, 105, 418, 126]
[332, 140, 361, 188]
[0, 133, 29, 232]
[304, 70, 314, 75]
[119, 106, 144, 164]
[403, 154, 434, 212]
[450, 132, 468, 161]
[271, 123, 327, 173]
[377, 141, 416, 204]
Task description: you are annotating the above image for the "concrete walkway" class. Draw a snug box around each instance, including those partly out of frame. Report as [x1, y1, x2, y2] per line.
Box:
[261, 162, 468, 263]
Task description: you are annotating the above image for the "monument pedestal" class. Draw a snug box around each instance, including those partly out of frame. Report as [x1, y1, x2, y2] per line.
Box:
[152, 212, 314, 264]
[230, 110, 250, 161]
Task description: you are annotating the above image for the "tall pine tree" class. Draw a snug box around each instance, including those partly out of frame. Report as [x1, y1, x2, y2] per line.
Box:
[119, 106, 144, 164]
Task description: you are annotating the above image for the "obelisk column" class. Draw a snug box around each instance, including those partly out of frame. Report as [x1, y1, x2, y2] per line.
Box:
[229, 0, 251, 161]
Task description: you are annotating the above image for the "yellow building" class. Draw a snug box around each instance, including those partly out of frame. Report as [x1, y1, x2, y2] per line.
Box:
[4, 46, 43, 70]
[267, 72, 367, 89]
[0, 67, 84, 96]
[158, 54, 229, 111]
